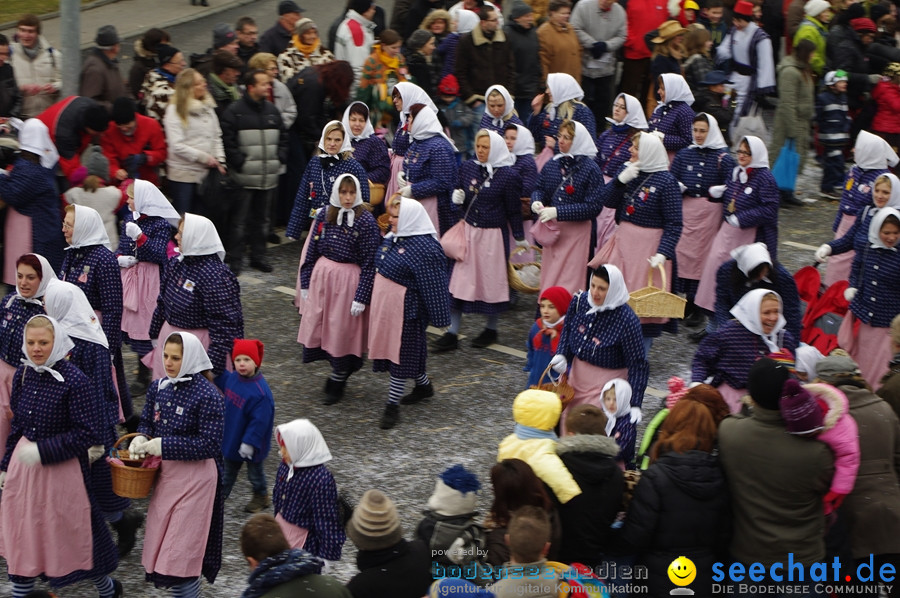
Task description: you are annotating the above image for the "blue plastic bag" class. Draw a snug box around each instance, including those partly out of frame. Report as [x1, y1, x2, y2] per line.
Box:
[772, 139, 799, 192]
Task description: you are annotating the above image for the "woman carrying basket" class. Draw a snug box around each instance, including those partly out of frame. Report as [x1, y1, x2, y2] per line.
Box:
[130, 331, 224, 598]
[0, 314, 121, 598]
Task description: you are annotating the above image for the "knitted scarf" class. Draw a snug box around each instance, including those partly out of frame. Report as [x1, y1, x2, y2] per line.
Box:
[242, 549, 324, 598]
[373, 43, 399, 71]
[291, 34, 320, 57]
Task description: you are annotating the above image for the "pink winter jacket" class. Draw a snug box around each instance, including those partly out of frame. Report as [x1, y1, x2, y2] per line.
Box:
[805, 383, 860, 495]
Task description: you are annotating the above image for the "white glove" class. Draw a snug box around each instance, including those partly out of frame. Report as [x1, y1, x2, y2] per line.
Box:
[678, 181, 688, 194]
[726, 214, 740, 227]
[399, 185, 413, 198]
[539, 207, 558, 223]
[144, 437, 162, 457]
[125, 222, 143, 240]
[815, 244, 832, 263]
[844, 287, 857, 302]
[239, 442, 255, 460]
[870, 74, 883, 84]
[350, 301, 366, 316]
[648, 253, 666, 269]
[396, 171, 408, 188]
[88, 445, 105, 463]
[0, 471, 5, 490]
[617, 162, 641, 184]
[300, 289, 309, 301]
[117, 255, 138, 269]
[550, 354, 567, 374]
[451, 189, 466, 205]
[150, 338, 158, 349]
[629, 406, 643, 425]
[129, 435, 149, 458]
[515, 238, 530, 250]
[16, 439, 41, 466]
[709, 185, 727, 199]
[531, 201, 545, 214]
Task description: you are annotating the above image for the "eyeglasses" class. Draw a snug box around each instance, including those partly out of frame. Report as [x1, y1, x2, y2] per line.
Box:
[613, 103, 626, 109]
[61, 221, 74, 230]
[736, 149, 751, 156]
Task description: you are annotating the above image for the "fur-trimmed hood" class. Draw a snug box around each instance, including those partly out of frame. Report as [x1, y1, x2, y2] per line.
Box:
[470, 23, 506, 46]
[556, 433, 620, 458]
[133, 38, 156, 60]
[803, 382, 847, 432]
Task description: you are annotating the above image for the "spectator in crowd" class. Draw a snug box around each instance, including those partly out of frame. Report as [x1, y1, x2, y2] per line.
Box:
[682, 24, 715, 92]
[102, 96, 167, 185]
[877, 313, 900, 417]
[335, 0, 378, 89]
[437, 74, 477, 158]
[699, 0, 728, 57]
[220, 69, 288, 274]
[793, 0, 832, 78]
[141, 44, 187, 123]
[247, 53, 298, 131]
[277, 18, 336, 83]
[817, 69, 851, 199]
[692, 70, 734, 144]
[236, 16, 261, 66]
[404, 0, 452, 41]
[538, 0, 581, 85]
[504, 2, 541, 124]
[261, 0, 305, 56]
[357, 30, 410, 128]
[405, 30, 439, 98]
[487, 506, 559, 597]
[80, 25, 127, 110]
[873, 62, 900, 153]
[0, 35, 21, 120]
[620, 0, 669, 107]
[420, 9, 452, 48]
[571, 0, 627, 130]
[829, 16, 879, 111]
[128, 28, 170, 99]
[450, 0, 504, 26]
[36, 96, 110, 180]
[208, 50, 244, 118]
[63, 150, 121, 249]
[649, 21, 688, 98]
[437, 9, 479, 80]
[191, 24, 239, 78]
[456, 6, 515, 127]
[11, 14, 62, 119]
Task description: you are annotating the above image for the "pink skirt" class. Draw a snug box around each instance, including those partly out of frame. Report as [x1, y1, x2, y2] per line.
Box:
[561, 360, 628, 436]
[0, 438, 93, 577]
[3, 208, 32, 287]
[294, 231, 315, 313]
[275, 513, 309, 550]
[143, 459, 216, 579]
[142, 322, 211, 381]
[368, 274, 407, 364]
[540, 219, 593, 296]
[297, 258, 367, 358]
[121, 261, 160, 340]
[824, 214, 856, 288]
[385, 152, 405, 199]
[717, 383, 747, 414]
[694, 223, 758, 312]
[840, 317, 892, 391]
[594, 207, 618, 254]
[420, 196, 440, 238]
[677, 196, 721, 280]
[0, 359, 16, 465]
[448, 224, 509, 304]
[594, 222, 672, 325]
[509, 221, 536, 264]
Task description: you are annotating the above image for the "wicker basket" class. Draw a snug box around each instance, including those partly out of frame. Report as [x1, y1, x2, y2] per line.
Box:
[369, 181, 386, 205]
[508, 245, 542, 294]
[376, 192, 403, 233]
[109, 433, 159, 499]
[628, 264, 686, 319]
[530, 363, 575, 409]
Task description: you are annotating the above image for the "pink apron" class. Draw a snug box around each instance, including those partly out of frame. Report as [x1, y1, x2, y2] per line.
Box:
[540, 219, 593, 296]
[694, 222, 758, 312]
[385, 152, 405, 199]
[368, 274, 406, 364]
[142, 459, 217, 579]
[297, 258, 367, 357]
[275, 513, 309, 550]
[3, 208, 32, 286]
[824, 213, 856, 287]
[839, 317, 892, 391]
[419, 196, 440, 238]
[448, 224, 509, 303]
[0, 359, 16, 465]
[561, 360, 628, 436]
[141, 322, 211, 381]
[676, 196, 722, 280]
[294, 231, 315, 313]
[121, 261, 160, 340]
[717, 383, 747, 414]
[0, 438, 93, 577]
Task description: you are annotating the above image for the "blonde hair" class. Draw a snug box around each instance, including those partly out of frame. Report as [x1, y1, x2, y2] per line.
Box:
[25, 315, 55, 334]
[558, 119, 576, 139]
[174, 68, 204, 126]
[248, 52, 277, 71]
[876, 174, 893, 192]
[317, 121, 351, 158]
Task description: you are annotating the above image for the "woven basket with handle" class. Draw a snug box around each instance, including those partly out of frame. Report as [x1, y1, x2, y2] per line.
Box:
[628, 264, 686, 319]
[530, 363, 575, 409]
[108, 433, 159, 499]
[508, 245, 543, 294]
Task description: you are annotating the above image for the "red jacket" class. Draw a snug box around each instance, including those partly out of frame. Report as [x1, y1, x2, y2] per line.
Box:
[36, 96, 96, 179]
[100, 113, 167, 185]
[872, 80, 900, 134]
[624, 0, 669, 60]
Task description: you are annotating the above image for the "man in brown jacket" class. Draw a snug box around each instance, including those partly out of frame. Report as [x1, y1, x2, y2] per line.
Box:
[80, 25, 128, 110]
[455, 5, 515, 122]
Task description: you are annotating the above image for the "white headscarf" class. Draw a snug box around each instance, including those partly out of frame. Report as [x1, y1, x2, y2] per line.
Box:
[67, 204, 111, 249]
[637, 131, 669, 173]
[18, 118, 59, 169]
[795, 343, 825, 377]
[854, 130, 900, 170]
[409, 107, 456, 148]
[476, 130, 515, 178]
[179, 213, 225, 261]
[730, 288, 786, 352]
[659, 73, 695, 105]
[329, 173, 364, 227]
[606, 93, 649, 130]
[586, 264, 630, 313]
[690, 113, 727, 150]
[546, 73, 584, 120]
[730, 242, 771, 277]
[553, 120, 597, 160]
[600, 378, 633, 436]
[733, 136, 769, 183]
[133, 179, 181, 226]
[341, 101, 375, 141]
[456, 9, 479, 34]
[510, 124, 535, 157]
[485, 84, 515, 126]
[875, 173, 900, 209]
[42, 279, 109, 349]
[317, 120, 354, 155]
[396, 197, 437, 239]
[395, 82, 438, 119]
[869, 206, 900, 249]
[158, 331, 213, 389]
[11, 253, 57, 306]
[20, 315, 74, 382]
[276, 418, 332, 480]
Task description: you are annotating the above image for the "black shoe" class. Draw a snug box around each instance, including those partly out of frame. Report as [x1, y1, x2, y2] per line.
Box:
[471, 328, 498, 348]
[112, 510, 145, 557]
[112, 578, 124, 598]
[688, 328, 708, 343]
[431, 332, 458, 352]
[380, 404, 400, 429]
[682, 302, 706, 328]
[780, 190, 804, 208]
[250, 260, 273, 273]
[267, 232, 281, 244]
[323, 378, 346, 405]
[400, 382, 433, 405]
[128, 362, 151, 396]
[200, 0, 209, 5]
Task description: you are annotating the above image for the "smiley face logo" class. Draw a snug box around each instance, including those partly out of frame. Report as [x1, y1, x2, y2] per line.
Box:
[668, 556, 696, 587]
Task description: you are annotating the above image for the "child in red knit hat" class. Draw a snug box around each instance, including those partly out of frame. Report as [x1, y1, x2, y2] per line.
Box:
[525, 286, 573, 387]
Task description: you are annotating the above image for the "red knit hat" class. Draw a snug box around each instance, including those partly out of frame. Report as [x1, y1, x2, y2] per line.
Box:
[850, 17, 877, 32]
[539, 286, 572, 315]
[438, 74, 460, 96]
[733, 0, 755, 18]
[232, 339, 264, 367]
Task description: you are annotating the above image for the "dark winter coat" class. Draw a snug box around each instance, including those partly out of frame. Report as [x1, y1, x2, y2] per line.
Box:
[505, 21, 543, 102]
[826, 26, 873, 109]
[79, 48, 128, 109]
[455, 25, 516, 106]
[405, 51, 439, 98]
[346, 539, 434, 598]
[0, 63, 22, 118]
